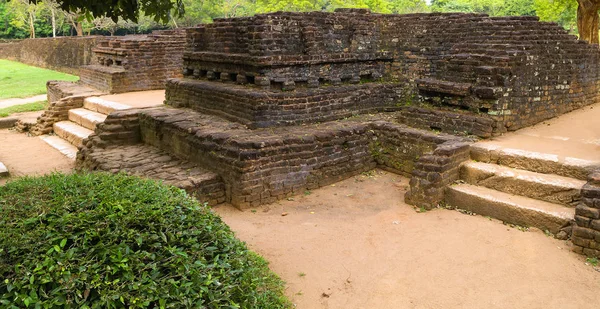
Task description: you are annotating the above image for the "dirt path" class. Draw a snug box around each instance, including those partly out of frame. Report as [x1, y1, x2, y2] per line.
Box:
[214, 170, 600, 309]
[0, 94, 47, 109]
[0, 129, 74, 185]
[477, 103, 600, 161]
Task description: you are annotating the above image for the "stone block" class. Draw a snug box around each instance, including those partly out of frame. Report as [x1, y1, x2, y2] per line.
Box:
[0, 162, 8, 178]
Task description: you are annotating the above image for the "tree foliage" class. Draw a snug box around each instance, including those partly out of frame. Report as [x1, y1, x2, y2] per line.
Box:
[432, 0, 578, 32]
[29, 0, 185, 23]
[0, 0, 592, 40]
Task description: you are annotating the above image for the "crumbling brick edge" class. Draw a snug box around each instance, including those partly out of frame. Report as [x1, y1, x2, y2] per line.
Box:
[405, 140, 471, 210]
[572, 170, 600, 258]
[28, 95, 86, 136]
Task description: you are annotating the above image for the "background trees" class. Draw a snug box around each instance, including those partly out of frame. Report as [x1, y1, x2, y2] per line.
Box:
[0, 0, 592, 41]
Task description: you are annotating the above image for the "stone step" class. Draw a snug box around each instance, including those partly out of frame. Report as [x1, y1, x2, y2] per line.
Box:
[83, 97, 131, 115]
[80, 144, 226, 206]
[445, 184, 574, 234]
[40, 135, 78, 160]
[53, 121, 94, 147]
[470, 143, 599, 180]
[68, 108, 108, 131]
[461, 161, 585, 207]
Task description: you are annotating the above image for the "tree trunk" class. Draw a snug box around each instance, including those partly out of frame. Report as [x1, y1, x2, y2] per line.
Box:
[51, 8, 56, 38]
[577, 0, 600, 44]
[28, 11, 35, 38]
[75, 22, 84, 36]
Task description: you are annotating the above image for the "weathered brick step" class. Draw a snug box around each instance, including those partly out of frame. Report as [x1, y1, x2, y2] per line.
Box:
[68, 108, 108, 130]
[461, 161, 585, 207]
[53, 121, 94, 147]
[446, 184, 574, 234]
[471, 143, 599, 180]
[82, 144, 226, 205]
[83, 97, 131, 115]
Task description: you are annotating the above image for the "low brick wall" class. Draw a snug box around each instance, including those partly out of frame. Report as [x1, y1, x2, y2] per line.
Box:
[572, 171, 600, 257]
[405, 141, 472, 209]
[397, 106, 496, 138]
[77, 107, 467, 209]
[0, 37, 99, 75]
[369, 121, 458, 176]
[81, 109, 143, 148]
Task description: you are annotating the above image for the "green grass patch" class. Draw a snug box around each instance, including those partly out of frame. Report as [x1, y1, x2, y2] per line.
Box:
[0, 100, 47, 117]
[0, 173, 291, 308]
[0, 60, 79, 100]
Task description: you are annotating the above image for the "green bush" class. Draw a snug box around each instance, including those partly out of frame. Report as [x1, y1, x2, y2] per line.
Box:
[0, 173, 290, 308]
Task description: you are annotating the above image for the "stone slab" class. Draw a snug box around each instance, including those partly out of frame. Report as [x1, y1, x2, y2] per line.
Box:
[53, 121, 94, 147]
[470, 144, 599, 180]
[0, 161, 8, 177]
[461, 161, 586, 207]
[68, 108, 107, 130]
[446, 183, 574, 234]
[40, 135, 78, 160]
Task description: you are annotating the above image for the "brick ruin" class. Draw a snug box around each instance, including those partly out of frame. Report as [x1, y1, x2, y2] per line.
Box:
[167, 9, 600, 137]
[572, 172, 600, 257]
[24, 29, 187, 135]
[79, 29, 186, 93]
[74, 10, 600, 256]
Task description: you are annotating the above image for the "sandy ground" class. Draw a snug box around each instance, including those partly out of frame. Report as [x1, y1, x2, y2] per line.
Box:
[0, 129, 74, 185]
[214, 170, 600, 309]
[97, 90, 165, 108]
[478, 103, 600, 161]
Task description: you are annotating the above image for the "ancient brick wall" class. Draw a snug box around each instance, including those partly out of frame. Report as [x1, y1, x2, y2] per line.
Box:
[171, 10, 600, 137]
[572, 171, 600, 258]
[369, 121, 459, 176]
[79, 29, 186, 93]
[166, 79, 404, 128]
[0, 37, 98, 75]
[75, 106, 465, 209]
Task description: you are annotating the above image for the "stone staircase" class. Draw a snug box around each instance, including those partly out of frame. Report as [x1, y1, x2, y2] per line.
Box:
[41, 97, 132, 159]
[445, 143, 599, 236]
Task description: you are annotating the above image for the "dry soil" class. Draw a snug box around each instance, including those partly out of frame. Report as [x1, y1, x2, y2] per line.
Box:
[0, 129, 74, 185]
[214, 170, 600, 309]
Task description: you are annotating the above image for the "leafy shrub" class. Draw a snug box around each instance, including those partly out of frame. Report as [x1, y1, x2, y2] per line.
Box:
[0, 173, 290, 308]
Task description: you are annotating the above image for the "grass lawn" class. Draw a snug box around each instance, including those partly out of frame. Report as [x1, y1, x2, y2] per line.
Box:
[0, 100, 47, 117]
[0, 59, 78, 100]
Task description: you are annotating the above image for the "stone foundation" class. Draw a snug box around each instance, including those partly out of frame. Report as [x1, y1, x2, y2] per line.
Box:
[78, 107, 467, 209]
